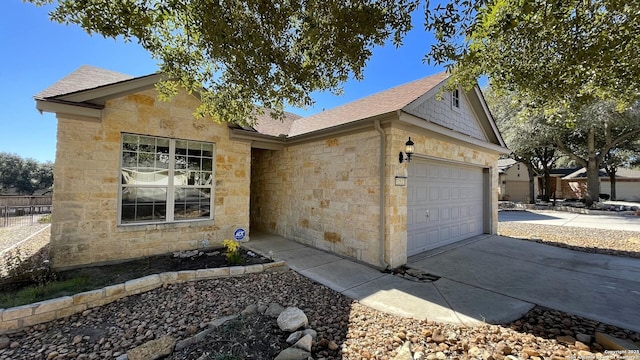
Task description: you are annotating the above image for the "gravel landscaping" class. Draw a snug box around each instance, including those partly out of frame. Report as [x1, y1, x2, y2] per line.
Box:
[1, 220, 640, 359]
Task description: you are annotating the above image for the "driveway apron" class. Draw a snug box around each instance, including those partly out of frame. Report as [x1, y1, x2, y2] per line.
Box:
[408, 235, 640, 332]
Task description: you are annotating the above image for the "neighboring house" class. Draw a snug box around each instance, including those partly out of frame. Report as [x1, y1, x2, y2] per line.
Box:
[560, 167, 640, 201]
[497, 159, 531, 202]
[35, 65, 507, 270]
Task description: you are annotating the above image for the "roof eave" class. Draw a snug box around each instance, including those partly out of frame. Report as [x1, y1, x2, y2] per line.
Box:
[52, 73, 165, 104]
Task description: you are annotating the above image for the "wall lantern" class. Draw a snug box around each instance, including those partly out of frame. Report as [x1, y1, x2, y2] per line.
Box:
[398, 137, 415, 163]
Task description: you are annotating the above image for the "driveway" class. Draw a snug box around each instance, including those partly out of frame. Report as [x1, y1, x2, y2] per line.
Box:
[499, 210, 640, 231]
[408, 235, 640, 332]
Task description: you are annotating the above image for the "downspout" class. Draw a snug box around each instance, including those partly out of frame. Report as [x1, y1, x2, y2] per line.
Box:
[374, 120, 389, 269]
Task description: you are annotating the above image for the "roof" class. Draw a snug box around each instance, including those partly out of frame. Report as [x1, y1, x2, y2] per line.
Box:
[251, 109, 302, 137]
[288, 72, 449, 137]
[35, 65, 133, 100]
[35, 66, 506, 151]
[562, 167, 640, 179]
[497, 158, 518, 173]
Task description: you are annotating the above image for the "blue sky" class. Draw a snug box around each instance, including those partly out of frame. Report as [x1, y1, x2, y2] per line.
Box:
[1, 1, 444, 163]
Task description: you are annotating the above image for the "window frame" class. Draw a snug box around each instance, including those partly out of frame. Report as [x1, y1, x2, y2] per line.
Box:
[117, 133, 215, 226]
[451, 89, 461, 110]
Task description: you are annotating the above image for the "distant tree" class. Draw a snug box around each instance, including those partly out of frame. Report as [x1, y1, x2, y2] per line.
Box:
[0, 152, 53, 195]
[485, 88, 559, 203]
[553, 101, 640, 206]
[602, 143, 640, 200]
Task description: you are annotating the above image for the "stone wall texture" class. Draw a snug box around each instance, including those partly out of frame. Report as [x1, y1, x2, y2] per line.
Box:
[51, 89, 251, 269]
[251, 130, 383, 265]
[251, 121, 500, 268]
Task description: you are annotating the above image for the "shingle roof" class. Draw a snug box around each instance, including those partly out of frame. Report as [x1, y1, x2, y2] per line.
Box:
[287, 72, 449, 137]
[562, 167, 640, 179]
[252, 109, 302, 137]
[34, 65, 133, 99]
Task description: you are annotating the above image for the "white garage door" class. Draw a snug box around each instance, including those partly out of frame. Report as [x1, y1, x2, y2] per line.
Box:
[407, 159, 484, 256]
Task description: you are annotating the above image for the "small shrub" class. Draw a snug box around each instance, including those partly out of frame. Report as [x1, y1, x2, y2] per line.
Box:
[222, 239, 242, 265]
[38, 214, 52, 224]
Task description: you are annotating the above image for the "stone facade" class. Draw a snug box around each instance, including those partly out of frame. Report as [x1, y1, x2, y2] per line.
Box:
[51, 89, 251, 269]
[251, 129, 383, 265]
[251, 120, 500, 268]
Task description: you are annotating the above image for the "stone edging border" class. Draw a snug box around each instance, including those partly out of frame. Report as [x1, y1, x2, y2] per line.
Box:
[0, 261, 287, 335]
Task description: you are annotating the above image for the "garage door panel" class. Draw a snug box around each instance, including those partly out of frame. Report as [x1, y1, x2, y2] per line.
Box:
[408, 159, 484, 256]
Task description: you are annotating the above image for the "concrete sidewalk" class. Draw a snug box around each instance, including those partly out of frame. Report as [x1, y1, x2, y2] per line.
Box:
[245, 232, 533, 327]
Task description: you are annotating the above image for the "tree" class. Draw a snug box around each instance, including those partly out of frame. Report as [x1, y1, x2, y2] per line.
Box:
[425, 0, 640, 117]
[0, 152, 53, 195]
[602, 143, 640, 200]
[552, 101, 640, 206]
[485, 88, 559, 203]
[28, 0, 418, 126]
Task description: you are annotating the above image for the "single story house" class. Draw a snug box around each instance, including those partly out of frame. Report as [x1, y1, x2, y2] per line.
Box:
[561, 167, 640, 201]
[497, 159, 531, 202]
[35, 65, 508, 270]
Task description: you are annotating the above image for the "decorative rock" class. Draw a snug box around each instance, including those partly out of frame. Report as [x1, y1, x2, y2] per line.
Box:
[413, 351, 425, 360]
[328, 340, 339, 351]
[431, 329, 446, 343]
[116, 355, 129, 360]
[576, 333, 591, 344]
[46, 351, 59, 360]
[277, 307, 308, 332]
[265, 303, 286, 318]
[595, 332, 640, 350]
[293, 334, 313, 352]
[435, 352, 446, 360]
[241, 304, 258, 315]
[127, 335, 175, 360]
[392, 341, 413, 360]
[523, 348, 540, 357]
[0, 336, 9, 350]
[303, 328, 318, 340]
[575, 341, 590, 351]
[72, 335, 83, 345]
[469, 346, 482, 357]
[274, 347, 311, 360]
[10, 341, 19, 349]
[287, 331, 303, 344]
[556, 335, 576, 345]
[495, 342, 512, 355]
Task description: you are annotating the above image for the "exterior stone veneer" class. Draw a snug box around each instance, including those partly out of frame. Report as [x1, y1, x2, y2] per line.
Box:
[51, 89, 251, 269]
[251, 121, 501, 269]
[0, 261, 286, 335]
[251, 128, 383, 265]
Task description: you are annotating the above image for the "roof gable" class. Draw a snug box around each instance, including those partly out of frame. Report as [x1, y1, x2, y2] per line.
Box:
[35, 65, 133, 100]
[404, 86, 488, 141]
[287, 72, 449, 137]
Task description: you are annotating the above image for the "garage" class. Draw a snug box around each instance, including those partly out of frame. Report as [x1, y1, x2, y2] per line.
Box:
[407, 158, 486, 256]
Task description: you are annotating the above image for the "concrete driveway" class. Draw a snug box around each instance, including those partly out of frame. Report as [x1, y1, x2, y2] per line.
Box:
[499, 210, 640, 231]
[408, 235, 640, 332]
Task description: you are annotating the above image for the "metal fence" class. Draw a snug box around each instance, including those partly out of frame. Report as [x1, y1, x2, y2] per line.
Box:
[0, 196, 52, 228]
[1, 205, 52, 228]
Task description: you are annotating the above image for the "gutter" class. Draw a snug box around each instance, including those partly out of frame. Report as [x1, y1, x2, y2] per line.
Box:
[374, 120, 389, 269]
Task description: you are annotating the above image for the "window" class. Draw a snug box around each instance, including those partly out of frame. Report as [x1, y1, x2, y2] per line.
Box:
[120, 134, 214, 224]
[452, 89, 460, 109]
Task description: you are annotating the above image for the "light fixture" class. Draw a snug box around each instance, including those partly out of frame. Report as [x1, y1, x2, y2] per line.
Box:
[399, 137, 415, 163]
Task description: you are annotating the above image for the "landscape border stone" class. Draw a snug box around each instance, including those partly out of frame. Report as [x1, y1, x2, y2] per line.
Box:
[0, 260, 287, 335]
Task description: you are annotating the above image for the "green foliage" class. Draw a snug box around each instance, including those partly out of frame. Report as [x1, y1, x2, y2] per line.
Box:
[28, 0, 418, 126]
[0, 152, 53, 195]
[425, 0, 640, 117]
[0, 276, 92, 308]
[38, 214, 52, 224]
[222, 239, 242, 265]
